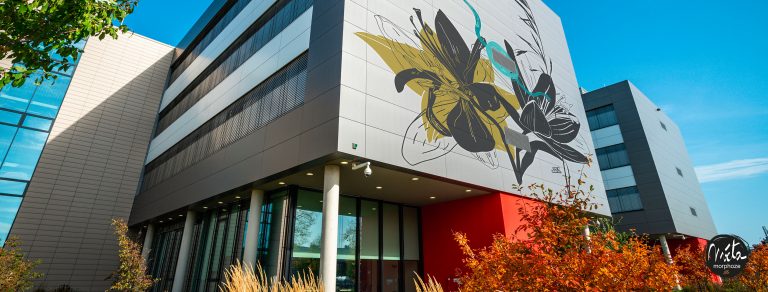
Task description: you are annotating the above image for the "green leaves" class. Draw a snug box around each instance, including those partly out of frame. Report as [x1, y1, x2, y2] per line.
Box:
[0, 0, 139, 87]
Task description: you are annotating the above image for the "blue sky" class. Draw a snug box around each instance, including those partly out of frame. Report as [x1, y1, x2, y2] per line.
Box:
[125, 0, 768, 245]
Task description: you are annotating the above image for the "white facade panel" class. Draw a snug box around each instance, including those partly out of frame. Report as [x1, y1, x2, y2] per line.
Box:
[339, 0, 610, 215]
[160, 0, 278, 110]
[147, 9, 313, 163]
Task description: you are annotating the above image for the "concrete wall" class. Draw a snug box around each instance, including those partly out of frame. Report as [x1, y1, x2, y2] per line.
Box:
[336, 0, 609, 215]
[8, 34, 172, 290]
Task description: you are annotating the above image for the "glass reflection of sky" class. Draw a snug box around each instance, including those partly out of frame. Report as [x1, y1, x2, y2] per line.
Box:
[0, 195, 22, 246]
[0, 48, 79, 245]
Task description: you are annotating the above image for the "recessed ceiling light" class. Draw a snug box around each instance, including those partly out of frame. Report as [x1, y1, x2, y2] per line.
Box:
[203, 206, 208, 209]
[376, 186, 382, 189]
[168, 217, 172, 220]
[465, 189, 472, 193]
[235, 196, 241, 199]
[340, 161, 349, 165]
[347, 212, 352, 215]
[222, 209, 227, 211]
[372, 207, 377, 211]
[159, 220, 164, 223]
[306, 172, 314, 176]
[178, 214, 183, 217]
[429, 196, 436, 199]
[218, 201, 224, 204]
[278, 181, 286, 185]
[298, 205, 303, 208]
[320, 200, 323, 203]
[411, 177, 419, 181]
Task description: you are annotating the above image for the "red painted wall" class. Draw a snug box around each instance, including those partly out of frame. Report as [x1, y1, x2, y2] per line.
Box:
[420, 192, 540, 290]
[666, 236, 721, 283]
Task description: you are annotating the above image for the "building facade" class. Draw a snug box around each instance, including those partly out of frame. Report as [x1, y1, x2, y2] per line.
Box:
[0, 43, 84, 245]
[3, 34, 173, 290]
[131, 0, 609, 291]
[581, 80, 717, 252]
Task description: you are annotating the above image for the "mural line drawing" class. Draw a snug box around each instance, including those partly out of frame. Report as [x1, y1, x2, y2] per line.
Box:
[356, 0, 589, 184]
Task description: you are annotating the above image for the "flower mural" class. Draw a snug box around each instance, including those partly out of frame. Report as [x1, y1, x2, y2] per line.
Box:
[356, 0, 589, 184]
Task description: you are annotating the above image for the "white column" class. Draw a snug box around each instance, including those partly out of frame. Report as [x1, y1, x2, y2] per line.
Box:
[171, 210, 197, 292]
[242, 189, 264, 268]
[320, 165, 340, 292]
[659, 234, 673, 264]
[583, 225, 591, 253]
[659, 235, 682, 290]
[141, 223, 155, 260]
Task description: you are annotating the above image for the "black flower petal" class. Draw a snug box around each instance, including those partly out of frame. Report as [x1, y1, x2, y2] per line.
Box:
[394, 68, 441, 93]
[532, 73, 557, 114]
[466, 83, 501, 112]
[549, 114, 580, 143]
[435, 10, 471, 79]
[447, 100, 495, 152]
[520, 102, 552, 137]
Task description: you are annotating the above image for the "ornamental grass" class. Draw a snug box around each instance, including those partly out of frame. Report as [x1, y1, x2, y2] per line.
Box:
[219, 261, 322, 292]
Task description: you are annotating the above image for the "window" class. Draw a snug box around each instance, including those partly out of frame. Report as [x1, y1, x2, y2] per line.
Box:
[586, 104, 619, 131]
[660, 121, 667, 131]
[184, 199, 248, 291]
[142, 54, 308, 191]
[606, 186, 643, 213]
[676, 167, 683, 177]
[690, 207, 698, 217]
[0, 110, 21, 125]
[0, 129, 48, 180]
[283, 189, 420, 291]
[169, 0, 253, 83]
[595, 144, 631, 170]
[21, 116, 52, 131]
[0, 195, 22, 245]
[156, 0, 314, 135]
[0, 179, 26, 196]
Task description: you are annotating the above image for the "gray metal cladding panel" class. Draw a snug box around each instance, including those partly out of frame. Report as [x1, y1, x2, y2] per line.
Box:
[582, 81, 717, 238]
[7, 34, 173, 291]
[337, 0, 609, 214]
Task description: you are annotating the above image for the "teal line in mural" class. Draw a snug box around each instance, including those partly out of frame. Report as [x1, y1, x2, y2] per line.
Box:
[462, 0, 552, 101]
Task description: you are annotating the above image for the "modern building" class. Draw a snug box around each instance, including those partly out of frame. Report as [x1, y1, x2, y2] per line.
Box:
[130, 0, 609, 291]
[581, 80, 717, 252]
[1, 34, 173, 290]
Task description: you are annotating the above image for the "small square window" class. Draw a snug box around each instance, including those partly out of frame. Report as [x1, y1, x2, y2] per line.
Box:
[690, 207, 697, 216]
[676, 167, 683, 177]
[660, 121, 667, 131]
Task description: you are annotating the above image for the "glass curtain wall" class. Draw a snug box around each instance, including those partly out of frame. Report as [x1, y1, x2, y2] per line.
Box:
[148, 221, 185, 292]
[0, 43, 84, 245]
[276, 188, 421, 292]
[185, 198, 249, 292]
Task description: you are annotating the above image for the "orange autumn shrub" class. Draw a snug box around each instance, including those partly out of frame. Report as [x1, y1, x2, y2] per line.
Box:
[673, 245, 714, 289]
[739, 244, 768, 291]
[454, 183, 679, 291]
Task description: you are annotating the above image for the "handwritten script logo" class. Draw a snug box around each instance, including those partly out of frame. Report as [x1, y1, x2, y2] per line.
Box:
[705, 234, 751, 277]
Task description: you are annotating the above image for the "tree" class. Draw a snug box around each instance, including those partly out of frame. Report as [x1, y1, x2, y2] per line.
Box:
[738, 244, 768, 291]
[0, 237, 43, 291]
[107, 218, 155, 292]
[0, 0, 138, 87]
[453, 183, 680, 291]
[673, 245, 715, 290]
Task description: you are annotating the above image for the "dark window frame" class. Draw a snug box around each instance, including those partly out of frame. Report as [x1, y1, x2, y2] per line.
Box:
[586, 104, 619, 131]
